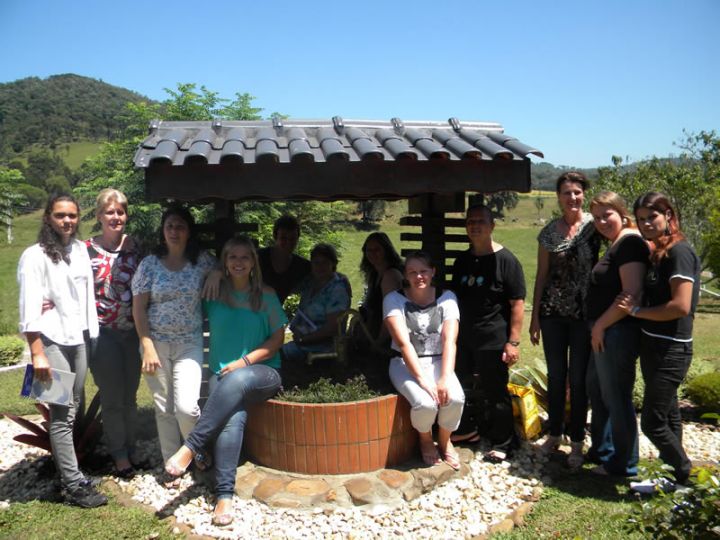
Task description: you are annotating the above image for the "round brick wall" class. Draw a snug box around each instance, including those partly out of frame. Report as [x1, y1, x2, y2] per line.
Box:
[245, 394, 417, 474]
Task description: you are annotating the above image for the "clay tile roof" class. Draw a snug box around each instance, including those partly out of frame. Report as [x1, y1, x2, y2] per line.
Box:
[134, 117, 542, 202]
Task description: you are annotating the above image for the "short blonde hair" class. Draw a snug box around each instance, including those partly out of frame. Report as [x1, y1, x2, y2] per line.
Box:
[590, 191, 636, 230]
[95, 188, 128, 219]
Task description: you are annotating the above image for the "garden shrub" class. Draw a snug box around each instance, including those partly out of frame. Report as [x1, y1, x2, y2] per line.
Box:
[0, 335, 24, 367]
[685, 372, 720, 413]
[279, 375, 379, 403]
[626, 463, 720, 539]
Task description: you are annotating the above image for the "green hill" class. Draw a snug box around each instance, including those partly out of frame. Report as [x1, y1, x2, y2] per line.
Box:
[0, 73, 150, 157]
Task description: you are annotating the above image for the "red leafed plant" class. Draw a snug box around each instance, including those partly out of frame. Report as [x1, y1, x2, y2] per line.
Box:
[1, 392, 103, 464]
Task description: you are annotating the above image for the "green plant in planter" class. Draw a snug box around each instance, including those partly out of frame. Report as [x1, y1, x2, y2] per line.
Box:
[685, 372, 720, 413]
[0, 335, 25, 367]
[626, 463, 720, 539]
[279, 375, 379, 403]
[510, 357, 549, 413]
[1, 392, 103, 465]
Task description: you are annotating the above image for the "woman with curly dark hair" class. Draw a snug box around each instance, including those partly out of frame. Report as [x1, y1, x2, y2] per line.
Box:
[17, 194, 106, 508]
[618, 192, 700, 492]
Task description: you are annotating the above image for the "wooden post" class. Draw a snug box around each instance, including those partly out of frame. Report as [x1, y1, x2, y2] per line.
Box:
[402, 193, 466, 284]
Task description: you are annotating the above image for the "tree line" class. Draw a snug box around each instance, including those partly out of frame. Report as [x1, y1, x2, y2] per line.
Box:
[0, 76, 718, 282]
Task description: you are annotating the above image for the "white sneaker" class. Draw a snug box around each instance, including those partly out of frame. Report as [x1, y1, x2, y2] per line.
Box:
[630, 478, 675, 494]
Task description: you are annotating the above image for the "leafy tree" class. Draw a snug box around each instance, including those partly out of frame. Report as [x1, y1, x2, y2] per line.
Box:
[468, 191, 518, 219]
[75, 83, 350, 253]
[534, 195, 545, 218]
[0, 168, 27, 243]
[358, 200, 387, 224]
[24, 150, 72, 189]
[594, 130, 720, 280]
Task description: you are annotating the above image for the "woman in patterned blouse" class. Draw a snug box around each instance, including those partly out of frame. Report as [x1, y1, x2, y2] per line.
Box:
[131, 205, 216, 466]
[529, 172, 600, 468]
[86, 188, 142, 478]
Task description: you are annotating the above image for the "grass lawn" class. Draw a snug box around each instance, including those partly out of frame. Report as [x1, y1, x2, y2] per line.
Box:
[61, 141, 103, 170]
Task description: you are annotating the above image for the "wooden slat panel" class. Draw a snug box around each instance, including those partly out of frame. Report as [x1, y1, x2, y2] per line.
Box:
[400, 248, 466, 258]
[399, 216, 466, 227]
[400, 232, 468, 243]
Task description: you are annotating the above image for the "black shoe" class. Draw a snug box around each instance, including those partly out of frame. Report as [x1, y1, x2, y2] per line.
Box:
[79, 476, 101, 488]
[63, 483, 108, 508]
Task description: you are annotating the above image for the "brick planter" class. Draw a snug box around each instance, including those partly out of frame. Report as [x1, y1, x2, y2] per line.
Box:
[245, 394, 417, 474]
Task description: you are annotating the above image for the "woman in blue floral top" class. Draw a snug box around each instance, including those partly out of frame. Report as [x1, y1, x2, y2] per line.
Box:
[131, 205, 216, 463]
[281, 243, 351, 365]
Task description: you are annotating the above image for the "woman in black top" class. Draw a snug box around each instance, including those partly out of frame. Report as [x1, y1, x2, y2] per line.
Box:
[530, 172, 600, 467]
[586, 191, 649, 476]
[359, 232, 404, 343]
[618, 192, 700, 490]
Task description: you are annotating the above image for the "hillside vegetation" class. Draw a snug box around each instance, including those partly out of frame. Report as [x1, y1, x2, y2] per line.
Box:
[0, 74, 149, 156]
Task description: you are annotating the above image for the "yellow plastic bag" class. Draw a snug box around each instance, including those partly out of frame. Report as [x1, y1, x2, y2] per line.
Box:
[508, 383, 542, 440]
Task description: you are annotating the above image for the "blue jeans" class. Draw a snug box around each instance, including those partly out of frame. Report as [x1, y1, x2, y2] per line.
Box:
[640, 335, 692, 484]
[540, 317, 590, 442]
[587, 321, 640, 475]
[184, 365, 281, 499]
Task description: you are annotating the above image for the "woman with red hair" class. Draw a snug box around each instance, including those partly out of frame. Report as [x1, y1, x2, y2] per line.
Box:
[618, 192, 700, 492]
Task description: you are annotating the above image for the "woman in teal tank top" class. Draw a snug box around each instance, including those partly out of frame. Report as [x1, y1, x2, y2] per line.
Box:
[163, 236, 287, 526]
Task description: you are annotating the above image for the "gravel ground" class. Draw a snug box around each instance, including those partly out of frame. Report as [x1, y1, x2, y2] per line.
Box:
[1, 414, 717, 539]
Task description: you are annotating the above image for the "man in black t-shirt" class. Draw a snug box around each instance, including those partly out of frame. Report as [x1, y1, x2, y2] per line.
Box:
[451, 205, 526, 462]
[258, 215, 311, 303]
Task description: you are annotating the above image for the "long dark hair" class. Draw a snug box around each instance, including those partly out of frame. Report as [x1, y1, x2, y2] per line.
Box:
[360, 232, 403, 284]
[153, 204, 201, 264]
[39, 194, 80, 264]
[633, 192, 685, 263]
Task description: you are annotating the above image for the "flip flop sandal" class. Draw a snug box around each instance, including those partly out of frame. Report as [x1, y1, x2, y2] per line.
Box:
[443, 449, 461, 471]
[483, 449, 508, 464]
[420, 443, 442, 466]
[212, 513, 234, 527]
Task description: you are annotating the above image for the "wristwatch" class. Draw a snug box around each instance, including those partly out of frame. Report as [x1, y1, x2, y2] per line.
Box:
[508, 340, 520, 347]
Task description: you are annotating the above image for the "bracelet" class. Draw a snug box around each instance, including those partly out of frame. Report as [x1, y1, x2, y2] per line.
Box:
[507, 340, 520, 347]
[630, 306, 640, 317]
[241, 355, 251, 367]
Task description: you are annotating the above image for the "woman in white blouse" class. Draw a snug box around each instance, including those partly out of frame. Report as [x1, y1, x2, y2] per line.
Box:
[17, 194, 106, 509]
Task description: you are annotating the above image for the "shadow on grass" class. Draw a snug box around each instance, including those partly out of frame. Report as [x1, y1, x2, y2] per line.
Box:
[0, 405, 162, 505]
[542, 453, 636, 504]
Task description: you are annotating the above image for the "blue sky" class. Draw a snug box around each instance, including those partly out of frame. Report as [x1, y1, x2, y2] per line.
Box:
[1, 0, 718, 168]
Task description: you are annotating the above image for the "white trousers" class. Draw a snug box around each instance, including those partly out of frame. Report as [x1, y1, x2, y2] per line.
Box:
[143, 339, 203, 461]
[389, 355, 465, 433]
